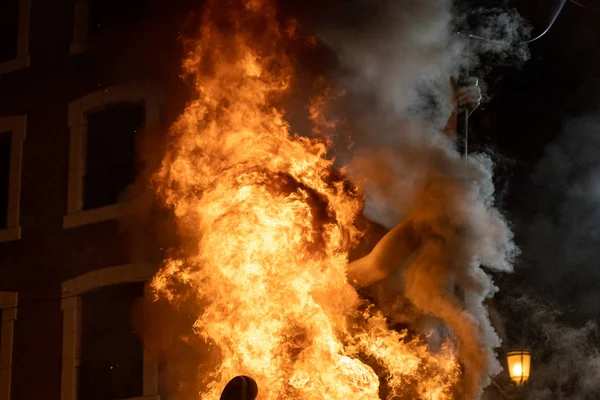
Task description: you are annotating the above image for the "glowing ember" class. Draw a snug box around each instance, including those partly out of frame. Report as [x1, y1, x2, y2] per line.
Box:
[152, 0, 461, 398]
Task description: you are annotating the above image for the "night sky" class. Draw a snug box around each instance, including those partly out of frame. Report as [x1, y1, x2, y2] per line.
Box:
[471, 0, 600, 323]
[477, 0, 600, 197]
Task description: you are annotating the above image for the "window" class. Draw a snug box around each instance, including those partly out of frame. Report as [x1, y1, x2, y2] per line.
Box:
[79, 283, 144, 400]
[0, 0, 19, 63]
[70, 0, 146, 54]
[0, 292, 18, 400]
[61, 264, 160, 400]
[0, 117, 26, 243]
[83, 103, 145, 210]
[64, 84, 160, 228]
[0, 0, 30, 74]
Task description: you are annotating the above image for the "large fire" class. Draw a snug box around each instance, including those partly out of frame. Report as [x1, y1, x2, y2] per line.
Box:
[152, 0, 461, 398]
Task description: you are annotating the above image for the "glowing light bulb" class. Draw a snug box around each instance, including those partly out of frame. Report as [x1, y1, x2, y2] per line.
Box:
[511, 363, 522, 377]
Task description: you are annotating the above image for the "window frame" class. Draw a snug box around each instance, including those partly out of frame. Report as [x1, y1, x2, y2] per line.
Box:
[70, 0, 88, 55]
[0, 0, 31, 75]
[64, 84, 160, 229]
[0, 116, 26, 243]
[0, 292, 18, 400]
[61, 264, 160, 400]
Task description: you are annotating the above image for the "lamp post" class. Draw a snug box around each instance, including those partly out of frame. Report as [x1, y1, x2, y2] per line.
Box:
[489, 349, 532, 399]
[506, 349, 531, 386]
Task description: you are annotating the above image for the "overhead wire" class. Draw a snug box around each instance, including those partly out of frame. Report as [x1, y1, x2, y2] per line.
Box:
[464, 0, 568, 45]
[459, 0, 568, 157]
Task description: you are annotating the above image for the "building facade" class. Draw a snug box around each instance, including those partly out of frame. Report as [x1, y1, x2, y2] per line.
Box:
[0, 1, 195, 399]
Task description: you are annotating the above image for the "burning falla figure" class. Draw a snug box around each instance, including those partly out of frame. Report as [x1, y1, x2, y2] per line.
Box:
[349, 78, 482, 286]
[219, 77, 484, 400]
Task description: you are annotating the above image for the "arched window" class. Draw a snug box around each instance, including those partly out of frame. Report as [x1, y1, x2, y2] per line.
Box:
[64, 84, 160, 229]
[61, 264, 159, 400]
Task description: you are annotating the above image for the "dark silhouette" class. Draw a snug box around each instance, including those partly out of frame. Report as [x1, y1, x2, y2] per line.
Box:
[220, 376, 258, 400]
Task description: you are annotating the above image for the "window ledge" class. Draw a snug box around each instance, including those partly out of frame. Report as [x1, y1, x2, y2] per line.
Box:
[63, 202, 131, 229]
[0, 55, 30, 75]
[0, 227, 21, 243]
[62, 263, 158, 297]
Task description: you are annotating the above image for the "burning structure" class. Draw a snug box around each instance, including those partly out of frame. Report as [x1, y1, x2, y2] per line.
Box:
[0, 0, 528, 400]
[150, 0, 516, 398]
[2, 0, 599, 399]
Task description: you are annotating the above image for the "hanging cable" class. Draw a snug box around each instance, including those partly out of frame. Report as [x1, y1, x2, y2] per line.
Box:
[459, 0, 568, 159]
[461, 0, 568, 45]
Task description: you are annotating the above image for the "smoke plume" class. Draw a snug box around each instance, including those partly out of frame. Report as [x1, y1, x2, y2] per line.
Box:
[311, 0, 529, 397]
[315, 0, 461, 128]
[344, 119, 517, 399]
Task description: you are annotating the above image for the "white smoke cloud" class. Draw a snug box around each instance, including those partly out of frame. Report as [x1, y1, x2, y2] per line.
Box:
[462, 6, 532, 62]
[310, 0, 530, 397]
[316, 1, 532, 130]
[344, 119, 517, 398]
[317, 0, 460, 129]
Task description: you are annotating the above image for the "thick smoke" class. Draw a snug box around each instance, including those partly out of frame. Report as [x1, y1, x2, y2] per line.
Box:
[461, 6, 532, 64]
[316, 0, 461, 128]
[311, 0, 528, 397]
[315, 1, 531, 131]
[346, 119, 517, 399]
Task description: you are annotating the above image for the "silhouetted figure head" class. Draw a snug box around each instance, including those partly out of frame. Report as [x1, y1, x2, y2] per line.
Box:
[220, 376, 258, 400]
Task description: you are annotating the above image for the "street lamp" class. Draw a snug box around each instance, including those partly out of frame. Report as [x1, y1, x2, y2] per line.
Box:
[506, 350, 531, 385]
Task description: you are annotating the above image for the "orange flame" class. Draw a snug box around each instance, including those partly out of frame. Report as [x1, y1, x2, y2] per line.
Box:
[152, 0, 461, 398]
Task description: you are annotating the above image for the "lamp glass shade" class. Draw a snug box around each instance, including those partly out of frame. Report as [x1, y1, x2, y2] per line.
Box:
[506, 350, 531, 385]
